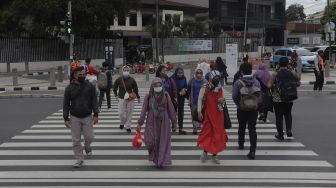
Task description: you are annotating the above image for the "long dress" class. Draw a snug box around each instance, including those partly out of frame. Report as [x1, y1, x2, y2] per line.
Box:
[197, 88, 228, 154]
[138, 92, 177, 166]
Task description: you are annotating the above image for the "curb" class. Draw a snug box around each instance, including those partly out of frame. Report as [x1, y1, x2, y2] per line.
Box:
[0, 86, 65, 92]
[0, 94, 63, 99]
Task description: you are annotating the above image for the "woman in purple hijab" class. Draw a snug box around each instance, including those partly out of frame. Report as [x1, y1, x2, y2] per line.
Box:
[254, 64, 272, 122]
[137, 78, 177, 167]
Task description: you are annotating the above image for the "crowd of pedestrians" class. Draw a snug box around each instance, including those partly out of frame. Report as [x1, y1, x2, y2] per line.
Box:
[63, 55, 302, 168]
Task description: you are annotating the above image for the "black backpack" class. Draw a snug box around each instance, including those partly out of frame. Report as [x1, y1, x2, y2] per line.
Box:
[275, 69, 298, 102]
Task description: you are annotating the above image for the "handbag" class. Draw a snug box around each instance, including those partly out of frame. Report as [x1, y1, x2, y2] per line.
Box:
[263, 90, 274, 112]
[132, 128, 142, 149]
[121, 78, 136, 100]
[223, 101, 232, 129]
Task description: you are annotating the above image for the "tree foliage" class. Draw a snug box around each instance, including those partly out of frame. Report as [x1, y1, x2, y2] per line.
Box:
[0, 0, 140, 37]
[320, 1, 336, 40]
[286, 4, 306, 22]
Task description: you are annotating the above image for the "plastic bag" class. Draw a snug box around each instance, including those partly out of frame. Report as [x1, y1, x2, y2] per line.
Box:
[132, 128, 142, 149]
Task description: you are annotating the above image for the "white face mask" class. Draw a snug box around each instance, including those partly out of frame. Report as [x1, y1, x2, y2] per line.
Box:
[122, 71, 129, 77]
[153, 86, 163, 93]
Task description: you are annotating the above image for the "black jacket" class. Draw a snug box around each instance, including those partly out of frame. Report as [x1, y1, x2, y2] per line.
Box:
[63, 81, 99, 121]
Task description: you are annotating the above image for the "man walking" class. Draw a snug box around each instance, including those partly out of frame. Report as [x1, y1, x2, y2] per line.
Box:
[98, 62, 113, 111]
[232, 63, 261, 160]
[314, 50, 325, 91]
[63, 66, 99, 168]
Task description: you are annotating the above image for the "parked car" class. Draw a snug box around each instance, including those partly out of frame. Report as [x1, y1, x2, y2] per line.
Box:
[310, 45, 336, 60]
[270, 47, 315, 71]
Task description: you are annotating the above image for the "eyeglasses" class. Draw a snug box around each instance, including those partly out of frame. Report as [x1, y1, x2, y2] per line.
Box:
[196, 72, 203, 74]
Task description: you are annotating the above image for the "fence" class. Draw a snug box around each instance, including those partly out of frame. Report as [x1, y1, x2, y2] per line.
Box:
[0, 36, 123, 63]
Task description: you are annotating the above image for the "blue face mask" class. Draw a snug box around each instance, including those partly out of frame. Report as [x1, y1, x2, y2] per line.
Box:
[123, 71, 129, 77]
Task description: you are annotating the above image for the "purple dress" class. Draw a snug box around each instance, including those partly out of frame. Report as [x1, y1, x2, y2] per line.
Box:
[138, 92, 177, 166]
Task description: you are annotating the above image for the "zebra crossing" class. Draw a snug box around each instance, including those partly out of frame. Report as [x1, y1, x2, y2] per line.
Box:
[0, 89, 335, 187]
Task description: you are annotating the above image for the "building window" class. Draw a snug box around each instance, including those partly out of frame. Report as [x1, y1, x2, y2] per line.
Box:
[165, 14, 172, 22]
[118, 12, 126, 26]
[142, 14, 152, 27]
[130, 13, 137, 26]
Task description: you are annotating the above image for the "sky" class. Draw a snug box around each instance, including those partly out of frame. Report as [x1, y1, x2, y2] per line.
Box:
[286, 0, 327, 15]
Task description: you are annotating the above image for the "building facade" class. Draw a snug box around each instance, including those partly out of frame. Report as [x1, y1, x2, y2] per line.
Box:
[209, 0, 286, 46]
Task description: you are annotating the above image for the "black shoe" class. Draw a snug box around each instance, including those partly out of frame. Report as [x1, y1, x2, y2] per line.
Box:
[258, 114, 264, 121]
[179, 129, 187, 135]
[247, 152, 256, 160]
[126, 128, 131, 133]
[287, 131, 293, 137]
[238, 145, 244, 150]
[275, 134, 284, 141]
[120, 125, 124, 130]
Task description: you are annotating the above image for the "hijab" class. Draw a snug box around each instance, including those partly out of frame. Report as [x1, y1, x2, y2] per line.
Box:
[149, 78, 168, 117]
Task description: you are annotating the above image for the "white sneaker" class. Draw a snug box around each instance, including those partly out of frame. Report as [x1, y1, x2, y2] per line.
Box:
[200, 152, 207, 163]
[212, 156, 220, 164]
[73, 160, 83, 168]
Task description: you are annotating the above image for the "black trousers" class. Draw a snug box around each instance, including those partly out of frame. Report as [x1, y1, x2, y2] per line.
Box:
[99, 88, 111, 109]
[237, 109, 258, 152]
[314, 70, 324, 91]
[177, 95, 185, 130]
[273, 102, 293, 137]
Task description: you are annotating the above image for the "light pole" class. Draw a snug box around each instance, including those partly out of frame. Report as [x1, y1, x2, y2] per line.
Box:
[243, 0, 249, 54]
[155, 0, 159, 63]
[68, 1, 74, 60]
[326, 0, 332, 77]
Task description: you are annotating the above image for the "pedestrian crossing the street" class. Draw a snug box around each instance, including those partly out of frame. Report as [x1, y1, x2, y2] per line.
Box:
[0, 89, 335, 187]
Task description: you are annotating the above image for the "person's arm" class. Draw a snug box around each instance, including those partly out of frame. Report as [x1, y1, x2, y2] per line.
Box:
[232, 81, 240, 105]
[91, 84, 99, 119]
[170, 78, 178, 99]
[132, 78, 140, 99]
[137, 94, 149, 126]
[290, 69, 300, 81]
[267, 72, 277, 89]
[314, 56, 320, 72]
[197, 87, 205, 113]
[113, 78, 119, 97]
[185, 79, 192, 99]
[166, 94, 177, 124]
[63, 87, 71, 122]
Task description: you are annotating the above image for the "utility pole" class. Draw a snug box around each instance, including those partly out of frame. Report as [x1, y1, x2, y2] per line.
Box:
[68, 1, 74, 60]
[155, 0, 159, 63]
[243, 0, 249, 54]
[326, 0, 332, 77]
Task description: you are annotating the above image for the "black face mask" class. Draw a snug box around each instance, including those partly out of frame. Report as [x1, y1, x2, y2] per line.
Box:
[78, 76, 86, 83]
[211, 79, 220, 87]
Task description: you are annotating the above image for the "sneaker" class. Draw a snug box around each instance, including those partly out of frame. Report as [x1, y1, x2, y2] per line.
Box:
[85, 149, 92, 157]
[73, 160, 83, 168]
[179, 129, 187, 135]
[286, 131, 293, 137]
[247, 152, 256, 160]
[120, 125, 124, 130]
[212, 155, 220, 164]
[275, 134, 284, 141]
[200, 152, 207, 163]
[126, 128, 131, 133]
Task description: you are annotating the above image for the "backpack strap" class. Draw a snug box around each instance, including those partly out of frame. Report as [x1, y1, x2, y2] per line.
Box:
[239, 79, 246, 87]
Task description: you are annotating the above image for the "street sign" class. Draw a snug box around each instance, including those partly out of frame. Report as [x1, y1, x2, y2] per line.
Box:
[313, 37, 321, 45]
[287, 38, 300, 45]
[302, 37, 310, 45]
[325, 22, 335, 33]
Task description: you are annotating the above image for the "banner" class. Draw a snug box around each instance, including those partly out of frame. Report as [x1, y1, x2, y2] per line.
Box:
[225, 43, 238, 79]
[178, 40, 212, 51]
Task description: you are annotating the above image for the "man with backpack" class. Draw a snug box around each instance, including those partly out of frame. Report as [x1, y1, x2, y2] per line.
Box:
[232, 63, 261, 160]
[98, 62, 113, 111]
[267, 57, 300, 141]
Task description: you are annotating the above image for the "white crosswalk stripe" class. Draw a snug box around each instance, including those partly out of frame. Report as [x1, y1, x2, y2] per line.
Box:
[0, 89, 334, 187]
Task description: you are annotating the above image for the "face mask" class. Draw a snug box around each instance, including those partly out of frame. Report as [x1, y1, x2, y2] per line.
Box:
[78, 76, 86, 83]
[123, 71, 129, 77]
[211, 79, 220, 87]
[153, 86, 163, 93]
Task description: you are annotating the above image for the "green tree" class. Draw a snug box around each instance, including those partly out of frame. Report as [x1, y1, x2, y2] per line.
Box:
[286, 4, 306, 22]
[320, 1, 336, 40]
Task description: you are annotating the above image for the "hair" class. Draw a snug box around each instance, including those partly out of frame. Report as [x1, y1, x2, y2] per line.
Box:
[102, 62, 108, 67]
[85, 58, 91, 64]
[156, 65, 167, 77]
[70, 66, 85, 80]
[215, 57, 226, 73]
[240, 62, 252, 75]
[318, 50, 324, 55]
[279, 57, 289, 67]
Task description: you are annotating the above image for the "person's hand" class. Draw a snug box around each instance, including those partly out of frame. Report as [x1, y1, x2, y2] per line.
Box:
[138, 98, 141, 104]
[64, 121, 71, 129]
[218, 97, 225, 104]
[92, 116, 98, 125]
[172, 123, 177, 131]
[198, 112, 203, 122]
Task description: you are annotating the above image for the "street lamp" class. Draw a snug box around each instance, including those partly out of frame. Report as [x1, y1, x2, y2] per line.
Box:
[155, 0, 159, 63]
[326, 0, 332, 77]
[243, 0, 249, 54]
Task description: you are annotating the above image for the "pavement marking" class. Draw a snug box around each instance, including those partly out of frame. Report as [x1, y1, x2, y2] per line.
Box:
[21, 129, 277, 133]
[0, 150, 318, 156]
[0, 141, 304, 147]
[0, 159, 331, 167]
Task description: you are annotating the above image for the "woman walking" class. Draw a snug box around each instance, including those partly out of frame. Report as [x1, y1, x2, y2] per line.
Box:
[137, 78, 177, 167]
[113, 66, 140, 133]
[171, 67, 188, 135]
[197, 70, 228, 164]
[254, 64, 272, 122]
[187, 68, 208, 135]
[215, 57, 228, 85]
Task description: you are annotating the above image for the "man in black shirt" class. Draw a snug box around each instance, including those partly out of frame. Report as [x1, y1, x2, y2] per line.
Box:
[63, 66, 99, 168]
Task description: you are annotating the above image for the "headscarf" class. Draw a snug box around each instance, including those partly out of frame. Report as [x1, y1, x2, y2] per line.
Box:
[209, 70, 221, 81]
[149, 78, 168, 117]
[255, 64, 271, 85]
[172, 67, 185, 80]
[215, 57, 227, 73]
[194, 68, 204, 81]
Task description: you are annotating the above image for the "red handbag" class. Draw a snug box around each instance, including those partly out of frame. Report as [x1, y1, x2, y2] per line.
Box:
[132, 128, 142, 149]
